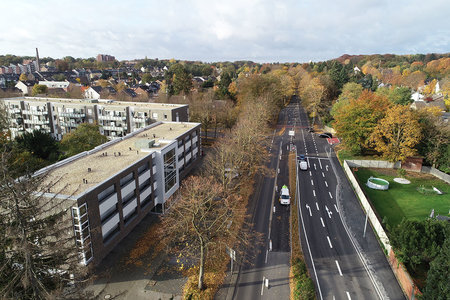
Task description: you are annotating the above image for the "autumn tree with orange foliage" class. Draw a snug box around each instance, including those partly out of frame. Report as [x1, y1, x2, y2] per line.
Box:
[369, 105, 422, 162]
[333, 90, 391, 154]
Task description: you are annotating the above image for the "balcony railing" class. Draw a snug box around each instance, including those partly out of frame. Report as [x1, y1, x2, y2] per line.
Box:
[98, 115, 126, 121]
[22, 110, 48, 115]
[59, 112, 86, 118]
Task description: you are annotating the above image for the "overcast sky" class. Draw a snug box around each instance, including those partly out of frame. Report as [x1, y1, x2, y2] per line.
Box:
[1, 0, 449, 63]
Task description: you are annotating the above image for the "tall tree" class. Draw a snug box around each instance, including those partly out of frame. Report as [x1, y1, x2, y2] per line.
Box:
[331, 82, 363, 117]
[422, 237, 450, 300]
[0, 152, 81, 299]
[168, 63, 193, 95]
[369, 105, 421, 162]
[376, 86, 412, 105]
[333, 90, 390, 154]
[160, 176, 252, 291]
[60, 123, 108, 157]
[15, 130, 59, 162]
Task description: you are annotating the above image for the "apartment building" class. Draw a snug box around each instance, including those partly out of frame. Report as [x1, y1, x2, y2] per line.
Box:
[1, 97, 189, 140]
[36, 121, 201, 266]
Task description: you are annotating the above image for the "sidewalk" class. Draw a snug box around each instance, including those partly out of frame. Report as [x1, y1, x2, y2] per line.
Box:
[84, 213, 187, 300]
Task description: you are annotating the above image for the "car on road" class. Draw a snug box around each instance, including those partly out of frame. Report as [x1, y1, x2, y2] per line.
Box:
[297, 154, 306, 161]
[319, 132, 333, 138]
[308, 127, 314, 132]
[299, 160, 308, 170]
[279, 185, 290, 205]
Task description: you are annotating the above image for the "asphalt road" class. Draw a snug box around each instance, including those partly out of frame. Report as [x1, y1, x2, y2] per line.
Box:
[291, 96, 405, 300]
[231, 102, 292, 300]
[222, 96, 404, 300]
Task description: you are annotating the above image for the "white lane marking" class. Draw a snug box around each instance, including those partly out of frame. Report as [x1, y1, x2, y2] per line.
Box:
[314, 163, 317, 170]
[322, 172, 325, 177]
[309, 171, 312, 176]
[261, 277, 265, 295]
[325, 205, 333, 218]
[265, 250, 269, 263]
[335, 260, 343, 276]
[320, 217, 325, 227]
[325, 181, 328, 187]
[316, 202, 319, 210]
[327, 236, 333, 248]
[326, 165, 329, 171]
[334, 204, 339, 212]
[306, 204, 312, 216]
[313, 190, 316, 197]
[329, 191, 333, 199]
[346, 291, 351, 300]
[311, 179, 314, 186]
[319, 159, 322, 169]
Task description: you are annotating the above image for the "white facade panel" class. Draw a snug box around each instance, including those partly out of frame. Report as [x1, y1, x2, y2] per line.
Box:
[192, 136, 198, 145]
[121, 180, 136, 197]
[123, 198, 138, 217]
[185, 152, 192, 161]
[140, 185, 152, 200]
[101, 213, 120, 238]
[138, 170, 151, 184]
[153, 165, 157, 175]
[193, 147, 198, 156]
[178, 160, 184, 168]
[99, 193, 118, 216]
[153, 181, 158, 190]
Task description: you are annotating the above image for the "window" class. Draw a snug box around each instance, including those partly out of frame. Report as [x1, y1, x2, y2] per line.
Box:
[138, 162, 149, 175]
[101, 204, 118, 223]
[163, 149, 177, 193]
[103, 223, 120, 244]
[120, 172, 134, 187]
[98, 184, 115, 203]
[124, 208, 137, 225]
[178, 153, 184, 161]
[139, 178, 151, 191]
[152, 112, 158, 119]
[141, 194, 152, 208]
[122, 190, 136, 206]
[178, 139, 183, 147]
[164, 114, 168, 119]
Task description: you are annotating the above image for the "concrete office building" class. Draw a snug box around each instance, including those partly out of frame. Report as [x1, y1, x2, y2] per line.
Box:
[36, 121, 201, 266]
[1, 97, 189, 140]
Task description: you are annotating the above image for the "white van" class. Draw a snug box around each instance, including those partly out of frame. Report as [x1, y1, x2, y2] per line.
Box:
[299, 160, 308, 170]
[279, 185, 290, 205]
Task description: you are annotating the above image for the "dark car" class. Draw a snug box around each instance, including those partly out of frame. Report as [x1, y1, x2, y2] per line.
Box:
[308, 127, 314, 132]
[319, 132, 333, 138]
[297, 154, 306, 161]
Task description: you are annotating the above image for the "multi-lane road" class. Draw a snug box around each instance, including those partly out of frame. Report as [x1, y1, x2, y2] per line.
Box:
[221, 96, 404, 300]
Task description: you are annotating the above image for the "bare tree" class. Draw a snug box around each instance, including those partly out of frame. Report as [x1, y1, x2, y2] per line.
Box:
[160, 176, 255, 291]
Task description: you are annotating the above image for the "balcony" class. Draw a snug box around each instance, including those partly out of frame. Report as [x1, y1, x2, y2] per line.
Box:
[132, 117, 145, 122]
[59, 112, 86, 118]
[102, 125, 126, 131]
[23, 119, 49, 125]
[98, 115, 126, 121]
[22, 110, 48, 115]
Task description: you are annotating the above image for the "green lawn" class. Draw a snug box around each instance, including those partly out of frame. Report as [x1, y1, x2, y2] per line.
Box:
[353, 168, 450, 229]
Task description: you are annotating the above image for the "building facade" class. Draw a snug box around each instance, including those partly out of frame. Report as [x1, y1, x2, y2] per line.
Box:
[37, 121, 201, 266]
[1, 97, 189, 140]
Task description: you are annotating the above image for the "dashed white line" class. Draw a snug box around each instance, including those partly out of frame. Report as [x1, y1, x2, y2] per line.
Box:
[346, 291, 351, 299]
[311, 179, 314, 186]
[265, 250, 269, 263]
[335, 260, 343, 276]
[261, 277, 265, 295]
[313, 190, 316, 197]
[334, 204, 339, 212]
[329, 192, 333, 199]
[316, 202, 319, 210]
[309, 171, 312, 176]
[314, 163, 317, 170]
[327, 236, 333, 248]
[325, 181, 328, 187]
[320, 217, 325, 227]
[319, 159, 322, 169]
[322, 172, 325, 177]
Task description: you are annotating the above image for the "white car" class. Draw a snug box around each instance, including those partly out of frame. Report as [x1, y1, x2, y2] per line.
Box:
[279, 185, 290, 205]
[299, 160, 308, 170]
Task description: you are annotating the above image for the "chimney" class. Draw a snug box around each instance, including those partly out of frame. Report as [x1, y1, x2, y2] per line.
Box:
[35, 48, 40, 72]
